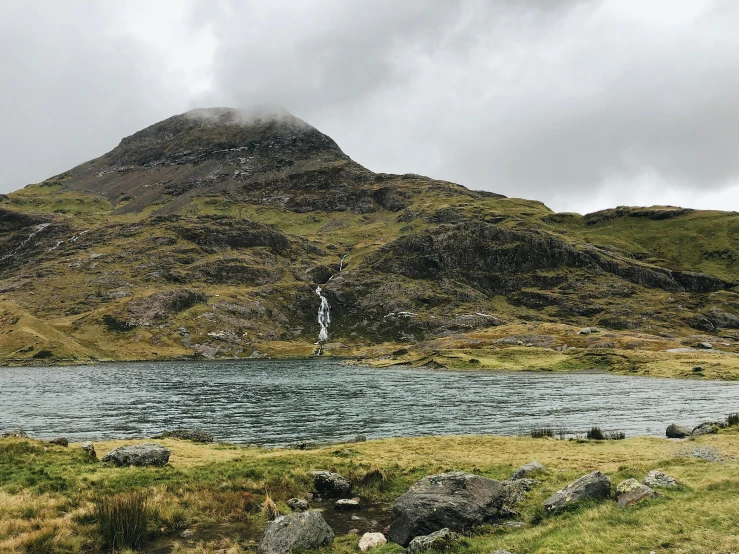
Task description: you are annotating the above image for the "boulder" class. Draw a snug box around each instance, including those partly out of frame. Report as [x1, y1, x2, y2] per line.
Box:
[312, 470, 352, 497]
[388, 471, 504, 547]
[406, 528, 459, 553]
[692, 422, 720, 436]
[358, 532, 387, 552]
[102, 443, 170, 467]
[615, 479, 659, 508]
[286, 498, 309, 511]
[642, 470, 679, 489]
[666, 424, 692, 438]
[335, 497, 361, 510]
[543, 471, 611, 512]
[501, 478, 536, 516]
[511, 461, 546, 479]
[257, 511, 334, 554]
[81, 441, 97, 460]
[152, 428, 214, 443]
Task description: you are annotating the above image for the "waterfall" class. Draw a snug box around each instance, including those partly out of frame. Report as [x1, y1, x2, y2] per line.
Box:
[0, 223, 51, 263]
[315, 286, 331, 342]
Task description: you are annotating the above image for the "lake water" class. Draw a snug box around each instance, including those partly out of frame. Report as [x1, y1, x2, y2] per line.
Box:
[1, 360, 737, 445]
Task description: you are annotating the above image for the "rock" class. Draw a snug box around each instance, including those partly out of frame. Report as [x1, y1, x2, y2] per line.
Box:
[81, 441, 97, 460]
[666, 424, 693, 438]
[312, 470, 352, 497]
[692, 365, 704, 373]
[180, 529, 194, 539]
[698, 342, 713, 349]
[286, 498, 309, 511]
[358, 532, 387, 551]
[692, 422, 720, 436]
[406, 528, 459, 553]
[682, 446, 723, 462]
[615, 479, 659, 508]
[2, 429, 27, 438]
[335, 497, 361, 510]
[354, 434, 367, 442]
[543, 471, 611, 512]
[102, 443, 170, 467]
[348, 528, 360, 535]
[48, 437, 69, 447]
[152, 428, 214, 443]
[511, 461, 546, 479]
[578, 327, 599, 335]
[257, 511, 334, 554]
[490, 551, 518, 554]
[501, 478, 536, 516]
[388, 471, 504, 547]
[643, 470, 679, 489]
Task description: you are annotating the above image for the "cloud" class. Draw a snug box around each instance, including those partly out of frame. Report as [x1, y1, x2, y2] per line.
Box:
[1, 0, 738, 213]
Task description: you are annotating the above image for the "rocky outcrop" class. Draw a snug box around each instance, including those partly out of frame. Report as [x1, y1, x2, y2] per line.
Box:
[388, 472, 504, 547]
[102, 443, 170, 467]
[406, 528, 459, 553]
[615, 479, 659, 508]
[543, 471, 611, 512]
[312, 470, 352, 497]
[127, 289, 206, 324]
[666, 424, 693, 438]
[257, 511, 334, 554]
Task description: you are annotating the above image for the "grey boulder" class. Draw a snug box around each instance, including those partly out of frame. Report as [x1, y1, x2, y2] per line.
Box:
[388, 471, 504, 547]
[312, 470, 352, 497]
[406, 528, 459, 553]
[257, 511, 334, 554]
[501, 478, 536, 516]
[615, 479, 659, 508]
[643, 470, 679, 489]
[666, 424, 693, 438]
[692, 422, 723, 436]
[511, 461, 546, 480]
[286, 498, 309, 511]
[102, 443, 170, 467]
[81, 441, 97, 460]
[543, 471, 611, 512]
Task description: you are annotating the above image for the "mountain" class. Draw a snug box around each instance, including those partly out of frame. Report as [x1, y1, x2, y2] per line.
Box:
[1, 107, 738, 371]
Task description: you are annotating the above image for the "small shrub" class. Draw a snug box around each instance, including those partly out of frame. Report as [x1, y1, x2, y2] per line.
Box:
[728, 413, 739, 426]
[606, 431, 626, 440]
[587, 427, 605, 440]
[260, 494, 281, 521]
[93, 491, 149, 551]
[531, 428, 554, 438]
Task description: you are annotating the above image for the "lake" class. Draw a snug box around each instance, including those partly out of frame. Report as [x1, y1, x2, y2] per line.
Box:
[1, 359, 737, 445]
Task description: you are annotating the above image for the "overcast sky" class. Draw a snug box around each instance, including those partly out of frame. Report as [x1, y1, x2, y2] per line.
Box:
[1, 0, 738, 214]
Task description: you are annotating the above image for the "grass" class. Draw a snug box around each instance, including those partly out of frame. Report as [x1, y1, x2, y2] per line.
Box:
[1, 429, 739, 553]
[93, 490, 149, 551]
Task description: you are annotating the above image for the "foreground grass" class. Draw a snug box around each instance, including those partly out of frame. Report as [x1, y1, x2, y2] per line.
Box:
[1, 431, 739, 553]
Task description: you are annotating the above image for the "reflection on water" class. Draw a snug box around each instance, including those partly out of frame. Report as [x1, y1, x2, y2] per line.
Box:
[1, 360, 737, 446]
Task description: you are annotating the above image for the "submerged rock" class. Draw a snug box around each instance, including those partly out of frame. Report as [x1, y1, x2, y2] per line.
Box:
[312, 470, 352, 497]
[543, 471, 611, 512]
[642, 470, 679, 489]
[102, 443, 170, 467]
[666, 424, 692, 438]
[257, 511, 334, 554]
[358, 532, 387, 552]
[406, 528, 459, 553]
[615, 479, 659, 508]
[388, 471, 504, 547]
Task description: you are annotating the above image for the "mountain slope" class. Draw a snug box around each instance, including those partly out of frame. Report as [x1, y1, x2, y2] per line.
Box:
[0, 107, 737, 367]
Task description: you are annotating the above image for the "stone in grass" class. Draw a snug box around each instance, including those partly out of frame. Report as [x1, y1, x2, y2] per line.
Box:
[286, 498, 309, 511]
[102, 443, 170, 467]
[642, 470, 679, 489]
[490, 551, 518, 554]
[543, 471, 611, 512]
[81, 441, 97, 460]
[406, 528, 459, 553]
[257, 511, 334, 554]
[615, 479, 660, 508]
[358, 532, 387, 552]
[312, 470, 352, 497]
[511, 460, 546, 479]
[48, 437, 69, 447]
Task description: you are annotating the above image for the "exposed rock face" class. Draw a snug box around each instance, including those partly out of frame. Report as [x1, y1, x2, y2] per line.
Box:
[643, 470, 679, 489]
[257, 511, 334, 554]
[102, 443, 170, 467]
[127, 289, 206, 324]
[152, 428, 214, 443]
[511, 461, 546, 479]
[615, 479, 659, 508]
[406, 528, 459, 553]
[543, 471, 611, 512]
[666, 424, 693, 438]
[388, 472, 505, 547]
[312, 470, 353, 497]
[358, 532, 387, 552]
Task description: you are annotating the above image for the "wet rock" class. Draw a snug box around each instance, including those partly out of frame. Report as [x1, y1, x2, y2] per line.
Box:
[358, 532, 387, 551]
[81, 441, 97, 460]
[286, 498, 309, 511]
[666, 424, 692, 438]
[312, 470, 352, 497]
[102, 443, 170, 467]
[615, 479, 659, 508]
[48, 437, 69, 447]
[643, 470, 679, 489]
[388, 471, 504, 547]
[257, 511, 334, 554]
[543, 471, 611, 512]
[406, 528, 459, 553]
[511, 461, 546, 479]
[152, 428, 214, 443]
[335, 497, 361, 510]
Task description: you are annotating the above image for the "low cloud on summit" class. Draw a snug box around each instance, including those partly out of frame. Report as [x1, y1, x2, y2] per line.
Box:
[1, 0, 738, 213]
